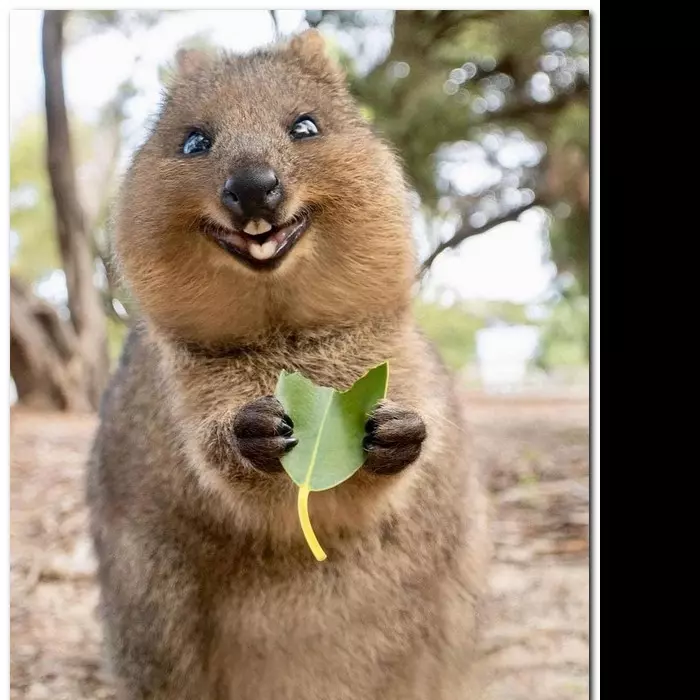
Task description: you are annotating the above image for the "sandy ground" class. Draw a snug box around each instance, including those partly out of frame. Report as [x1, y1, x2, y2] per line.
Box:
[9, 392, 589, 699]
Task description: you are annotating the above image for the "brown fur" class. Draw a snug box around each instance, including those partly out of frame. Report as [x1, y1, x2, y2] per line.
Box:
[88, 30, 490, 700]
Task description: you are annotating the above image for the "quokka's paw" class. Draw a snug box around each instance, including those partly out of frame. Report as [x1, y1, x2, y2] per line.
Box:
[362, 401, 427, 476]
[232, 396, 297, 473]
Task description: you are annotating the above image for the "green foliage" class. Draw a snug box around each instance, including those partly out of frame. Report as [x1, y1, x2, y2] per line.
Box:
[315, 10, 590, 323]
[548, 208, 589, 295]
[546, 102, 590, 294]
[414, 299, 528, 370]
[338, 11, 588, 199]
[535, 290, 589, 369]
[414, 301, 483, 370]
[416, 295, 589, 373]
[10, 115, 58, 281]
[10, 114, 105, 283]
[552, 101, 589, 152]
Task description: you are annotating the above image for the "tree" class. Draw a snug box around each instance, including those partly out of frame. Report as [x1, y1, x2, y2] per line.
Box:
[306, 11, 590, 292]
[10, 10, 109, 411]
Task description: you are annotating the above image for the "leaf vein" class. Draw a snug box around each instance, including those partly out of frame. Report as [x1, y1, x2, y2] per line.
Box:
[302, 391, 334, 488]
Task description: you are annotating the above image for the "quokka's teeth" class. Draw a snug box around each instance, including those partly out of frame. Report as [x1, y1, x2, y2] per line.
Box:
[249, 240, 278, 260]
[261, 240, 278, 258]
[243, 219, 272, 236]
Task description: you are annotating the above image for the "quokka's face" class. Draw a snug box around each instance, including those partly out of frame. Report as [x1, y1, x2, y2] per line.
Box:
[131, 30, 396, 274]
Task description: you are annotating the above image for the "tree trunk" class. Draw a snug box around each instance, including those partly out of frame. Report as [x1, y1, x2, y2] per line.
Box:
[43, 10, 108, 409]
[10, 278, 91, 411]
[9, 10, 109, 412]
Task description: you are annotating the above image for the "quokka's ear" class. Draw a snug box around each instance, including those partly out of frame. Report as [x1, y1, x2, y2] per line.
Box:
[173, 47, 212, 77]
[285, 29, 345, 84]
[288, 28, 327, 59]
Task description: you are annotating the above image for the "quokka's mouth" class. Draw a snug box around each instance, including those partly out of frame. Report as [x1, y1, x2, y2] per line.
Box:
[200, 212, 311, 269]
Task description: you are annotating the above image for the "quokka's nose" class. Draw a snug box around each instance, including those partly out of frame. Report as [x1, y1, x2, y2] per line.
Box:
[221, 166, 283, 222]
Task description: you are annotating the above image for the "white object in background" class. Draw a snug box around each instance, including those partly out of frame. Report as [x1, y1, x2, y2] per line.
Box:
[475, 325, 540, 393]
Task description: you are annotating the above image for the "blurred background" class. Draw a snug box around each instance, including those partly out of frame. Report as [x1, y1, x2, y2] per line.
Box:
[9, 10, 590, 700]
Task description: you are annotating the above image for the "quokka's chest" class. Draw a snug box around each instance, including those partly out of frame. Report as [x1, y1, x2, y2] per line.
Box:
[222, 345, 394, 396]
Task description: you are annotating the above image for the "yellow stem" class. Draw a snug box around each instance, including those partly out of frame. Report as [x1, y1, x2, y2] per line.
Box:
[297, 485, 327, 561]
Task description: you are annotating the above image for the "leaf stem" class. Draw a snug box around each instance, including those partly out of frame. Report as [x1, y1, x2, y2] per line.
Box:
[297, 485, 327, 561]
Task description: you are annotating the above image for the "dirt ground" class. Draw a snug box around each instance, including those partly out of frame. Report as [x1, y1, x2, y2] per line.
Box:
[9, 392, 589, 700]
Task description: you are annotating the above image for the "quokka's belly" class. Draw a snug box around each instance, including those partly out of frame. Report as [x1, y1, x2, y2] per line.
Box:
[212, 552, 480, 700]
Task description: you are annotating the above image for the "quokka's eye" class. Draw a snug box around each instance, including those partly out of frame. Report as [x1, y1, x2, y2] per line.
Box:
[289, 115, 319, 140]
[182, 130, 212, 155]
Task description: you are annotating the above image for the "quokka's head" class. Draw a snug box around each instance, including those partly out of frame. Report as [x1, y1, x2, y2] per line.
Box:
[115, 30, 416, 343]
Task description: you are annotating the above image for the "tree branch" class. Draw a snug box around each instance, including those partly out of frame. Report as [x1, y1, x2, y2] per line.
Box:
[419, 198, 546, 276]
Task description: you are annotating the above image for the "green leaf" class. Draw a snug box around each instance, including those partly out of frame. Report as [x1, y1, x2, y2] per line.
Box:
[274, 362, 389, 560]
[276, 362, 389, 491]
